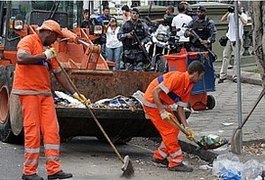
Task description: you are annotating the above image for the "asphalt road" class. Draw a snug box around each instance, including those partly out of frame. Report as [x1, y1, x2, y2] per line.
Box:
[3, 73, 265, 180]
[0, 137, 216, 180]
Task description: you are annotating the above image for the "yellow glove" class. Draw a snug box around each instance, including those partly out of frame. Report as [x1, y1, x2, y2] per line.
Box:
[185, 127, 195, 141]
[44, 48, 56, 59]
[160, 110, 174, 121]
[72, 92, 91, 105]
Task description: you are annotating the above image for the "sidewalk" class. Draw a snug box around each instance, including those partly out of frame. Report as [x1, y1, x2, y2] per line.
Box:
[214, 60, 262, 86]
[179, 60, 265, 164]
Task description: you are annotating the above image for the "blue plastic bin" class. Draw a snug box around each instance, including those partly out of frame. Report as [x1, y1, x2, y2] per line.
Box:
[187, 52, 215, 94]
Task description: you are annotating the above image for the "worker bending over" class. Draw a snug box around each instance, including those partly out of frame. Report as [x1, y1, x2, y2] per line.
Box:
[143, 61, 205, 172]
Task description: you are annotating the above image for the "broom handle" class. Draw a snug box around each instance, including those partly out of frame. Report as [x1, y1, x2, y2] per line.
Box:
[240, 87, 265, 129]
[168, 116, 190, 136]
[55, 59, 125, 163]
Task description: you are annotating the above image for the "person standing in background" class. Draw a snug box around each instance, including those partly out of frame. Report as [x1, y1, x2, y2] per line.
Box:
[81, 9, 98, 35]
[105, 17, 123, 70]
[121, 5, 131, 23]
[97, 6, 112, 59]
[218, 5, 247, 83]
[164, 5, 175, 31]
[171, 3, 192, 45]
[118, 8, 151, 71]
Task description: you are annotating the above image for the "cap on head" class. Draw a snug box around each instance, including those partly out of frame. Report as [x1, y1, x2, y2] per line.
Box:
[197, 5, 206, 12]
[131, 7, 140, 15]
[37, 19, 63, 37]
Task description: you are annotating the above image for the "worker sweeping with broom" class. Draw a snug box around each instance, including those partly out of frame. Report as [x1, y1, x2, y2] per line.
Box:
[12, 19, 89, 180]
[143, 61, 205, 172]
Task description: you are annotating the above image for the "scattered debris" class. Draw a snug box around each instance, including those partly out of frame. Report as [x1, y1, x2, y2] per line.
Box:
[92, 95, 141, 110]
[54, 91, 142, 110]
[222, 122, 234, 126]
[199, 164, 212, 170]
[196, 134, 228, 150]
[54, 91, 85, 108]
[243, 142, 264, 155]
[212, 153, 264, 180]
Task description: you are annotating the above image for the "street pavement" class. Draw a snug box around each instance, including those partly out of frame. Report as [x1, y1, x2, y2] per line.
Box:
[179, 61, 265, 165]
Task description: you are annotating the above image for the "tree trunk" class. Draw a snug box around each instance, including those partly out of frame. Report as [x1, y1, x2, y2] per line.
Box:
[252, 1, 265, 85]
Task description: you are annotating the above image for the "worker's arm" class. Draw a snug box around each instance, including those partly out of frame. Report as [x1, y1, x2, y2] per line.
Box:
[54, 71, 75, 94]
[176, 106, 189, 128]
[17, 48, 56, 65]
[152, 86, 165, 113]
[16, 49, 46, 64]
[54, 68, 90, 104]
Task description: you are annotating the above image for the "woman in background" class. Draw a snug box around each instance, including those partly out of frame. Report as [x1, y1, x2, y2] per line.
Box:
[105, 17, 123, 70]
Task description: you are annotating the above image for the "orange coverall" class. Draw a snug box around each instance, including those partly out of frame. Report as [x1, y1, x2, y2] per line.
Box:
[12, 34, 62, 176]
[143, 71, 193, 168]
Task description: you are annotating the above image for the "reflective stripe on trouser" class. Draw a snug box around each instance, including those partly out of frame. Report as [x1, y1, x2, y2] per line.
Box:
[144, 106, 183, 167]
[153, 142, 169, 160]
[20, 95, 61, 175]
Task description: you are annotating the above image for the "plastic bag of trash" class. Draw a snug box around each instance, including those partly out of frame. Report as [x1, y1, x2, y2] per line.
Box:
[212, 153, 243, 178]
[242, 159, 263, 180]
[220, 167, 241, 180]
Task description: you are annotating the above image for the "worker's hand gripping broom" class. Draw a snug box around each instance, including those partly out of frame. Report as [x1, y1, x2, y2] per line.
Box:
[168, 114, 228, 149]
[55, 58, 134, 178]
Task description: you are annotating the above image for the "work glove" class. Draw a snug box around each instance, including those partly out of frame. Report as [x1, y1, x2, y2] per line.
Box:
[72, 92, 91, 106]
[160, 110, 174, 121]
[185, 127, 195, 141]
[44, 48, 57, 60]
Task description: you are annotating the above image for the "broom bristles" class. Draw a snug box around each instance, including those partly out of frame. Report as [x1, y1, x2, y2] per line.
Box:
[121, 155, 134, 178]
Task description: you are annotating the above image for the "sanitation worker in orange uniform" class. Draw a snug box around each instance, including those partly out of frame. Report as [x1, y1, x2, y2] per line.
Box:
[12, 20, 88, 180]
[143, 61, 205, 172]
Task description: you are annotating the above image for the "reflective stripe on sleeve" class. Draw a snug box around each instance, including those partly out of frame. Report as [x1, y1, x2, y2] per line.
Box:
[158, 82, 170, 94]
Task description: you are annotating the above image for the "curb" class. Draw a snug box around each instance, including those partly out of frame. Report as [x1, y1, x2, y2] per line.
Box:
[215, 67, 262, 86]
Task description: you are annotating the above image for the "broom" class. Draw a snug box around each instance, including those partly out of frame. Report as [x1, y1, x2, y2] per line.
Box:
[231, 87, 265, 154]
[54, 58, 134, 178]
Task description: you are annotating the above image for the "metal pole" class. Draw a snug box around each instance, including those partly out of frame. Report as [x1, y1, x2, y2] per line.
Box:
[234, 1, 243, 154]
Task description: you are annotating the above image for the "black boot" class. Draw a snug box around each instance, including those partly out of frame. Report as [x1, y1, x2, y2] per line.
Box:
[168, 163, 193, 172]
[22, 174, 44, 180]
[47, 170, 73, 179]
[152, 157, 169, 168]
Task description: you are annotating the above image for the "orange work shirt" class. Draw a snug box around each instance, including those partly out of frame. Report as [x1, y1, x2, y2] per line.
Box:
[144, 71, 194, 107]
[12, 34, 60, 96]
